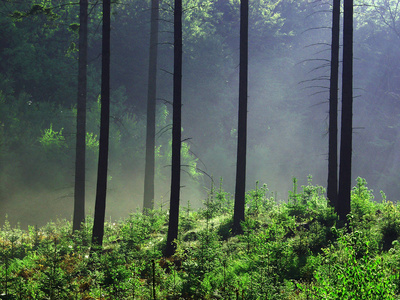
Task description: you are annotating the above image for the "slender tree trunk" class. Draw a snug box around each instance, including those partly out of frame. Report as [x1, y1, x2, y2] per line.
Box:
[233, 0, 248, 234]
[327, 0, 340, 208]
[73, 0, 88, 232]
[143, 0, 160, 213]
[338, 0, 353, 223]
[165, 0, 182, 257]
[91, 0, 111, 248]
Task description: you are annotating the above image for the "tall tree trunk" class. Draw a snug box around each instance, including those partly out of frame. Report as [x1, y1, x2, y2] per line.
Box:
[327, 0, 340, 208]
[91, 0, 111, 248]
[338, 0, 353, 223]
[73, 0, 88, 232]
[165, 0, 182, 257]
[143, 0, 160, 213]
[233, 0, 248, 234]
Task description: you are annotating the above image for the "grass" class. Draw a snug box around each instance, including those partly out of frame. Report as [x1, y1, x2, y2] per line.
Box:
[1, 177, 400, 299]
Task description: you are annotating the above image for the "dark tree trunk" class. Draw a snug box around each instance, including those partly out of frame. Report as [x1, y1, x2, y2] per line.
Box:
[233, 0, 248, 234]
[91, 0, 111, 248]
[165, 0, 182, 257]
[327, 0, 340, 208]
[338, 0, 353, 223]
[73, 0, 88, 232]
[143, 0, 160, 213]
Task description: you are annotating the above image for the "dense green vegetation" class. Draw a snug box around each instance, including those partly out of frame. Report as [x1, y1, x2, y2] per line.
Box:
[1, 178, 400, 299]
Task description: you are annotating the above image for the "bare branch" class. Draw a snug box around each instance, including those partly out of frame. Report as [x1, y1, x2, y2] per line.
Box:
[302, 26, 331, 34]
[156, 124, 172, 138]
[298, 76, 330, 84]
[156, 97, 173, 106]
[296, 58, 331, 65]
[160, 68, 173, 76]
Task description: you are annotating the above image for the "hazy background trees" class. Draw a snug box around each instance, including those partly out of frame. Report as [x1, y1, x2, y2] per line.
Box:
[143, 0, 160, 212]
[1, 0, 400, 227]
[73, 0, 88, 231]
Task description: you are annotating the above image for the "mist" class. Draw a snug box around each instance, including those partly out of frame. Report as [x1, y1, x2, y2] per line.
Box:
[1, 0, 399, 228]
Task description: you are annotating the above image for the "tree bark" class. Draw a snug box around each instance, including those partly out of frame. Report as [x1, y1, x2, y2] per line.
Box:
[338, 0, 353, 223]
[73, 0, 88, 232]
[165, 0, 182, 257]
[91, 0, 111, 248]
[143, 0, 160, 213]
[233, 0, 248, 234]
[327, 0, 340, 208]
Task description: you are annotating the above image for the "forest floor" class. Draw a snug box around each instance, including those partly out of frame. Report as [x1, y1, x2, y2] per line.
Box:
[1, 177, 400, 299]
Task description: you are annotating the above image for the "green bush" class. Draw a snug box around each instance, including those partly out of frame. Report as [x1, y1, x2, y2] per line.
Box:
[304, 241, 398, 299]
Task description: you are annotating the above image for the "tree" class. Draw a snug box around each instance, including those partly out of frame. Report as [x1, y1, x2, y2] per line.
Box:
[2, 1, 78, 106]
[165, 0, 182, 257]
[73, 0, 88, 232]
[327, 0, 340, 208]
[143, 0, 160, 213]
[233, 0, 248, 234]
[337, 0, 353, 223]
[91, 0, 111, 248]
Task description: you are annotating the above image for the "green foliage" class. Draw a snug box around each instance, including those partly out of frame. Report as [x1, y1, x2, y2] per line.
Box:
[286, 176, 333, 224]
[178, 224, 223, 297]
[208, 0, 286, 48]
[1, 179, 400, 298]
[38, 124, 66, 150]
[2, 0, 85, 107]
[159, 137, 202, 182]
[302, 238, 398, 299]
[378, 199, 400, 251]
[246, 181, 274, 216]
[202, 178, 233, 220]
[351, 177, 376, 221]
[85, 132, 99, 151]
[0, 91, 74, 190]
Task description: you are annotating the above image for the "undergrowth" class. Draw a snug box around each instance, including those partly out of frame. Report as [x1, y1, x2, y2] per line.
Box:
[1, 177, 400, 299]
